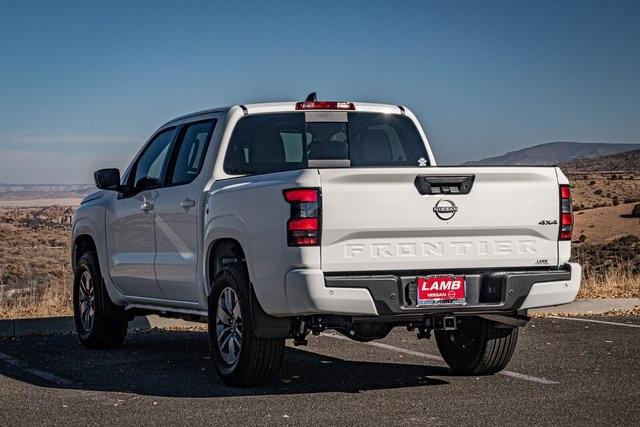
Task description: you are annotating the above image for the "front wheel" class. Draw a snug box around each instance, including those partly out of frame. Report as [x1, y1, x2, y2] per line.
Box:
[73, 251, 128, 349]
[435, 317, 518, 375]
[208, 264, 285, 387]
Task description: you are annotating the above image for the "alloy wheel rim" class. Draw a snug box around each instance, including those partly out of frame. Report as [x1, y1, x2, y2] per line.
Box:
[216, 287, 243, 365]
[78, 270, 95, 333]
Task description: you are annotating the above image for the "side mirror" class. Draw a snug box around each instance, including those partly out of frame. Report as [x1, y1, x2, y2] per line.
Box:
[94, 168, 122, 191]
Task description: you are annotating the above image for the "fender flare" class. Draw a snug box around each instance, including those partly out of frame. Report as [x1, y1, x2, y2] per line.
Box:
[202, 215, 253, 295]
[72, 217, 126, 306]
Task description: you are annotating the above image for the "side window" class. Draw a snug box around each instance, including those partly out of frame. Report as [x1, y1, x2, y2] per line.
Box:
[133, 128, 176, 191]
[169, 120, 216, 186]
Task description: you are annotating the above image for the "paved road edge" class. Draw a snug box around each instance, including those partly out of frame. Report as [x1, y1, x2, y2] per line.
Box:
[1, 298, 638, 337]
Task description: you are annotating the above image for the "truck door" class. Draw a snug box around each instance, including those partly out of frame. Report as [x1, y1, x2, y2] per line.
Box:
[105, 127, 176, 298]
[152, 117, 218, 302]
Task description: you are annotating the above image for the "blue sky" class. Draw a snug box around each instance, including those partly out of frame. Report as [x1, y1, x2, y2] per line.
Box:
[0, 0, 639, 183]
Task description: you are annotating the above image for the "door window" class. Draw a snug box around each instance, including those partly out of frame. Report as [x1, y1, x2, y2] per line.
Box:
[133, 128, 176, 191]
[168, 120, 216, 186]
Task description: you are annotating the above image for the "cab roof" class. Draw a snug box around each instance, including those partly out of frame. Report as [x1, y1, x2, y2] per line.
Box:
[162, 101, 406, 127]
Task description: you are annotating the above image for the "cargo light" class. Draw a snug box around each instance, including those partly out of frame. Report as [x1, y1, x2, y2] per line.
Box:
[559, 184, 573, 241]
[283, 188, 321, 246]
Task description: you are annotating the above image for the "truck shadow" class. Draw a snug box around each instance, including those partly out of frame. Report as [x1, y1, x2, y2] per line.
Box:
[0, 329, 451, 397]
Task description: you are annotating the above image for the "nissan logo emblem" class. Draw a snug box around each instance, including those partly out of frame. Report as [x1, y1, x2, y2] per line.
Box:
[433, 199, 458, 220]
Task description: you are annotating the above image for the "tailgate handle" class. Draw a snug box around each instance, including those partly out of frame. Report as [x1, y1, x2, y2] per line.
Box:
[414, 175, 475, 195]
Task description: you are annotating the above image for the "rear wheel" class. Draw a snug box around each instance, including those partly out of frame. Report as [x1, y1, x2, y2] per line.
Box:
[208, 264, 285, 387]
[435, 316, 518, 375]
[73, 251, 128, 349]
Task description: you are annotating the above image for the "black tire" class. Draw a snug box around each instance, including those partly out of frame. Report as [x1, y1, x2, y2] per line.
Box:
[435, 317, 518, 375]
[208, 263, 285, 387]
[73, 251, 128, 349]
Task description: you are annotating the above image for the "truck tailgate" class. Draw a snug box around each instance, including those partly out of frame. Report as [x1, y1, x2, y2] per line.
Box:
[319, 167, 561, 272]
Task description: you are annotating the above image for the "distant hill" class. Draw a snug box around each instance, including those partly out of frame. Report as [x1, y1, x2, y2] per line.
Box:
[463, 142, 640, 166]
[0, 183, 95, 202]
[560, 148, 640, 173]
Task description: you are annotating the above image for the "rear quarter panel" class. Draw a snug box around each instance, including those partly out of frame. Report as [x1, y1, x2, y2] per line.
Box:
[204, 169, 322, 315]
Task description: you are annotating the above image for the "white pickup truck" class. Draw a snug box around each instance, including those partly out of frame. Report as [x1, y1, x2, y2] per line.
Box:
[72, 95, 581, 386]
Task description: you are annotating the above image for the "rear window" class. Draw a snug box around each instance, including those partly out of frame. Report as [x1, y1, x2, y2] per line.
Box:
[223, 112, 428, 175]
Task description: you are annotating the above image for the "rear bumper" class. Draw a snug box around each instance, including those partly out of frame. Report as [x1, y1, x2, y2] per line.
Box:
[284, 263, 581, 317]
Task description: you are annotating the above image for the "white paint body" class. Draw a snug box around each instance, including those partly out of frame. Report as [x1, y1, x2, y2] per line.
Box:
[72, 102, 581, 318]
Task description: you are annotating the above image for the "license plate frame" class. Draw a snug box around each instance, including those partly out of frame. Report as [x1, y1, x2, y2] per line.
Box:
[416, 275, 467, 306]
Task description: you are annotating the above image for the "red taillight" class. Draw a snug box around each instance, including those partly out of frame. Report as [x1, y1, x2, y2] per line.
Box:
[295, 101, 355, 110]
[559, 184, 573, 241]
[288, 218, 318, 230]
[283, 189, 318, 203]
[283, 188, 321, 246]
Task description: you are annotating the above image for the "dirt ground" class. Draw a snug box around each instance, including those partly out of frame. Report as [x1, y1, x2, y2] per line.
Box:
[568, 173, 640, 210]
[573, 203, 640, 244]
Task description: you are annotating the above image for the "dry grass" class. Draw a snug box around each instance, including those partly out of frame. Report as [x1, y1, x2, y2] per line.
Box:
[0, 209, 74, 319]
[0, 281, 72, 319]
[577, 266, 640, 299]
[572, 235, 640, 299]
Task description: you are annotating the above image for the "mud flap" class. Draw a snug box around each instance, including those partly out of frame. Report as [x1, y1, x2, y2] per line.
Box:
[249, 284, 292, 338]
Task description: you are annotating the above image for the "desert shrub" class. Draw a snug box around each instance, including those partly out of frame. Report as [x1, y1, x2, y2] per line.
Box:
[589, 180, 596, 185]
[606, 192, 611, 198]
[611, 175, 617, 180]
[612, 196, 619, 206]
[0, 213, 73, 318]
[632, 204, 640, 218]
[578, 234, 587, 242]
[572, 235, 640, 298]
[594, 189, 603, 195]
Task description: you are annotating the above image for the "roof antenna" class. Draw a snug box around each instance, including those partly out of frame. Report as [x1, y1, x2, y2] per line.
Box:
[305, 92, 317, 102]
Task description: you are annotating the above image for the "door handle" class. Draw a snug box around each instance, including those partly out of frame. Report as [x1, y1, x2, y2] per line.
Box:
[180, 198, 195, 208]
[140, 201, 154, 212]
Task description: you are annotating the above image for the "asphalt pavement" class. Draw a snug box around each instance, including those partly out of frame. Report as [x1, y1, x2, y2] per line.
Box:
[0, 315, 638, 425]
